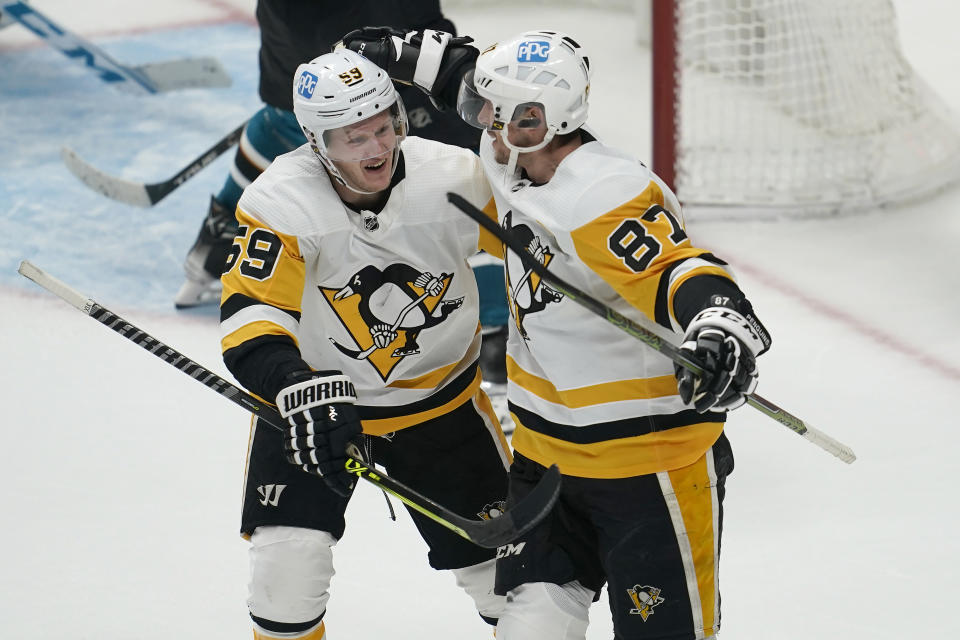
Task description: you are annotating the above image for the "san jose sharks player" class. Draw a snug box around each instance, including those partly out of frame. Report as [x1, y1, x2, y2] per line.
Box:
[339, 27, 773, 640]
[219, 49, 511, 640]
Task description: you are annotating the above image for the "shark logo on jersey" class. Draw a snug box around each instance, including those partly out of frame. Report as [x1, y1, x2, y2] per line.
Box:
[502, 211, 564, 339]
[320, 263, 464, 381]
[627, 585, 664, 621]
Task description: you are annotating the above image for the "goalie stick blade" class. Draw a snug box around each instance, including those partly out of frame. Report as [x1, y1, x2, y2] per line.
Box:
[1, 1, 230, 94]
[134, 57, 231, 92]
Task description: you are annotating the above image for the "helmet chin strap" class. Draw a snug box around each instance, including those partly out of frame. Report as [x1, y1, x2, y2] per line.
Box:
[501, 128, 556, 183]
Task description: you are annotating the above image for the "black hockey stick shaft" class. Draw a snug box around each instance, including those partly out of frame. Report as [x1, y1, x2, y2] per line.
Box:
[144, 122, 245, 204]
[17, 260, 560, 548]
[61, 121, 246, 207]
[447, 192, 856, 464]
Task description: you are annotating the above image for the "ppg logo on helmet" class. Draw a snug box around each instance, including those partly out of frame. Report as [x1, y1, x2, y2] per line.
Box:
[296, 71, 319, 98]
[516, 41, 550, 63]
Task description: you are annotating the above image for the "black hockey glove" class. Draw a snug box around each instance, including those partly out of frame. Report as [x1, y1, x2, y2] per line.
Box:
[675, 300, 771, 413]
[276, 371, 362, 497]
[337, 27, 478, 108]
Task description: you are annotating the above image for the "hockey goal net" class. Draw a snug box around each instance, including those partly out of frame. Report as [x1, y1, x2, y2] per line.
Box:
[654, 0, 960, 218]
[444, 0, 960, 218]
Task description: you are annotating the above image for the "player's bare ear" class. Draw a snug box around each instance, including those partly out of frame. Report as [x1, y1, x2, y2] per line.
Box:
[516, 106, 544, 129]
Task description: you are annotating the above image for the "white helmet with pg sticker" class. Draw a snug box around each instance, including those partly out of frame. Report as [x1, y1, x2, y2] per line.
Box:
[457, 30, 591, 153]
[293, 49, 408, 193]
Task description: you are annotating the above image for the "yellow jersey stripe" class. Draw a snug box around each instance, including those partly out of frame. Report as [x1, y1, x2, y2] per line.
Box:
[222, 320, 298, 353]
[660, 454, 720, 637]
[511, 420, 723, 478]
[477, 196, 504, 258]
[361, 368, 483, 435]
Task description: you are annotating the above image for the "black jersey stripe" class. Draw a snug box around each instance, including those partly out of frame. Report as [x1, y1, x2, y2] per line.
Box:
[653, 252, 732, 330]
[250, 612, 324, 635]
[356, 361, 479, 420]
[654, 258, 685, 329]
[509, 404, 725, 444]
[221, 291, 302, 324]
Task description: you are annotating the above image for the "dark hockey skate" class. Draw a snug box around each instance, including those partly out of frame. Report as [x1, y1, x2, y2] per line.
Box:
[174, 196, 237, 308]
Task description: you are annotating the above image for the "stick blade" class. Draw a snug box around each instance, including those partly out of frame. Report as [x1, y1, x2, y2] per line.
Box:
[60, 147, 154, 207]
[134, 57, 232, 91]
[464, 464, 561, 548]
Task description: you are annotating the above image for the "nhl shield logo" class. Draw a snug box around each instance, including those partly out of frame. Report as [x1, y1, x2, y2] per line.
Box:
[627, 585, 664, 621]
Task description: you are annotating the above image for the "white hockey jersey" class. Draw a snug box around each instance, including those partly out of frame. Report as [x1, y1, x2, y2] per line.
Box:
[480, 133, 738, 478]
[220, 137, 496, 435]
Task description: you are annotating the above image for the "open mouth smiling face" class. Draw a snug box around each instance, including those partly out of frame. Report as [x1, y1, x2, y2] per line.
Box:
[324, 109, 401, 193]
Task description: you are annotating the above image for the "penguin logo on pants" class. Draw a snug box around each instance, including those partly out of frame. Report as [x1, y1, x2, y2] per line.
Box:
[321, 263, 463, 380]
[627, 585, 664, 621]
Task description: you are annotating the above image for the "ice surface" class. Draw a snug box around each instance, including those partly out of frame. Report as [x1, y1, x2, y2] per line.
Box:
[1, 1, 958, 637]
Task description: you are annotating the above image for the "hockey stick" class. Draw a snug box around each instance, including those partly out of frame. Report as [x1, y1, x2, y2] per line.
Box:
[1, 1, 231, 93]
[61, 122, 245, 207]
[17, 260, 561, 548]
[447, 192, 856, 464]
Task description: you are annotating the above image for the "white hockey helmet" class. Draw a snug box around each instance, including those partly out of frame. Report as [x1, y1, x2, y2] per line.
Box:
[457, 30, 591, 152]
[293, 49, 408, 193]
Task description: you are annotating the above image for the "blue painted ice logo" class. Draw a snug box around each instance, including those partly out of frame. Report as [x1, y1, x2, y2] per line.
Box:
[517, 41, 550, 63]
[296, 71, 319, 98]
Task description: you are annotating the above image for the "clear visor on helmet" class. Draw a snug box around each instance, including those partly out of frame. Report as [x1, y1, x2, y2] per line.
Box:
[320, 101, 407, 163]
[456, 71, 544, 132]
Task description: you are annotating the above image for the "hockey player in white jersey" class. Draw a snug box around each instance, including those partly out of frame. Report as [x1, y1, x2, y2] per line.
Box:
[219, 49, 511, 640]
[340, 28, 773, 640]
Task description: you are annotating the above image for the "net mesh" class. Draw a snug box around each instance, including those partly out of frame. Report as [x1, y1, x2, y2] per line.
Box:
[443, 0, 960, 216]
[674, 0, 960, 217]
[443, 0, 635, 10]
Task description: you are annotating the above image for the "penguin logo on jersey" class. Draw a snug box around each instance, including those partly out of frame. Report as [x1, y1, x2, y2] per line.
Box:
[502, 211, 564, 339]
[477, 500, 507, 520]
[321, 263, 464, 381]
[627, 585, 665, 621]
